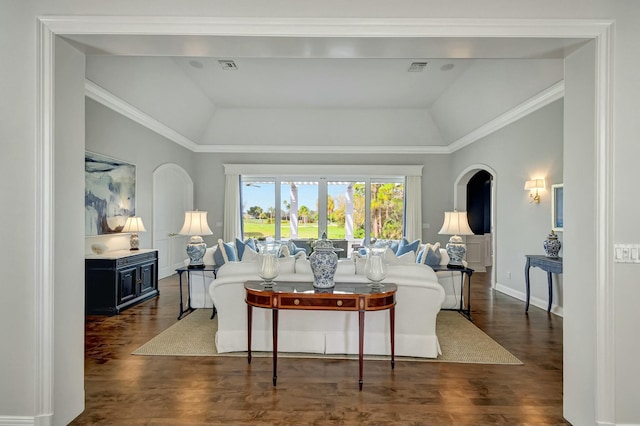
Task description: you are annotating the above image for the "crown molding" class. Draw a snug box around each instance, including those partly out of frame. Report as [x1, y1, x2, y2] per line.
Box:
[224, 163, 423, 176]
[448, 80, 565, 153]
[196, 144, 450, 154]
[40, 16, 614, 38]
[87, 76, 563, 156]
[85, 80, 453, 154]
[84, 80, 199, 152]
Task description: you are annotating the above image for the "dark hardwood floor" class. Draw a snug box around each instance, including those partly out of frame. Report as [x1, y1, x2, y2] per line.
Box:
[71, 268, 569, 425]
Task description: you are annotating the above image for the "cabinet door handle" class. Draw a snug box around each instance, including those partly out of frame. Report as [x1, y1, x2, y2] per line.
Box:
[168, 233, 178, 237]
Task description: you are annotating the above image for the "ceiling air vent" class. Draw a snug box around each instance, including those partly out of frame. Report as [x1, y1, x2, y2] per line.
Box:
[408, 61, 428, 72]
[218, 60, 238, 70]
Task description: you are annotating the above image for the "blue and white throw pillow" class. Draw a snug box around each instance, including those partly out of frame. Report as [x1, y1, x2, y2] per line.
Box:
[286, 240, 306, 256]
[240, 246, 260, 262]
[417, 242, 442, 266]
[235, 238, 256, 260]
[213, 239, 237, 266]
[396, 238, 421, 256]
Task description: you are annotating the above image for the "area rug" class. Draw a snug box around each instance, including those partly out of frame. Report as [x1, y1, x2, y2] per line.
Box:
[132, 309, 522, 365]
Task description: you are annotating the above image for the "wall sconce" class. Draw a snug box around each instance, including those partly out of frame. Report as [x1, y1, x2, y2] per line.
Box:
[524, 179, 545, 204]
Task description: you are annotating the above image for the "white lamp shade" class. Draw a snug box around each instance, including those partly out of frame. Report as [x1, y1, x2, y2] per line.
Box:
[179, 211, 213, 236]
[121, 216, 146, 233]
[524, 179, 545, 190]
[438, 211, 474, 236]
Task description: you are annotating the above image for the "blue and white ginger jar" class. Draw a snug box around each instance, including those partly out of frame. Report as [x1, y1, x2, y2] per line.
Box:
[543, 231, 561, 258]
[309, 238, 338, 289]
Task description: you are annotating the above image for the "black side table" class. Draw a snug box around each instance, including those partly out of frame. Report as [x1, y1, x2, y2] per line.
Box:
[175, 265, 218, 320]
[524, 255, 563, 313]
[431, 265, 474, 320]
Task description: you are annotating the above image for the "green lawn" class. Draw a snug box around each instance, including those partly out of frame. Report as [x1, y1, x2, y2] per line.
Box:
[243, 220, 346, 239]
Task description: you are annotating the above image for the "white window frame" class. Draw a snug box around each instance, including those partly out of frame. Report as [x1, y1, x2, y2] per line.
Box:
[240, 171, 411, 244]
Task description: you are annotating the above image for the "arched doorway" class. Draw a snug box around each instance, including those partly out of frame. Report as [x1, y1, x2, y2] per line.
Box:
[153, 163, 194, 278]
[454, 164, 497, 287]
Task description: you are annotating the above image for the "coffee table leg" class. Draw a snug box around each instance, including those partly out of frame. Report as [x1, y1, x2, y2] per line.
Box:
[273, 309, 278, 386]
[359, 310, 364, 391]
[247, 304, 252, 364]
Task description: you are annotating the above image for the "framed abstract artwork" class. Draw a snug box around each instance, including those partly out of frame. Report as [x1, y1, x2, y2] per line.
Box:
[85, 152, 136, 235]
[551, 183, 564, 232]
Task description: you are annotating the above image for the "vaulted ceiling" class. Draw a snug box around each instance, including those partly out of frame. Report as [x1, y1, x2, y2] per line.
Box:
[65, 34, 587, 152]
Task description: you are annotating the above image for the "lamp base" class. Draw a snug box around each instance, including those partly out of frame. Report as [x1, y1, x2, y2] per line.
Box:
[129, 233, 140, 250]
[445, 235, 466, 269]
[186, 235, 207, 268]
[188, 264, 205, 269]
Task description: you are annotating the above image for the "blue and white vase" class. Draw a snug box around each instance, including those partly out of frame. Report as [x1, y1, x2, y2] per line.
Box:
[543, 230, 561, 258]
[309, 238, 338, 289]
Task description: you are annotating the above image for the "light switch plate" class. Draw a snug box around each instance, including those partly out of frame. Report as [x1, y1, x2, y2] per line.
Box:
[614, 244, 640, 263]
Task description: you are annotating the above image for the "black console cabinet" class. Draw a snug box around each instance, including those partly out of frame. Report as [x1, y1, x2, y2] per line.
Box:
[85, 249, 159, 315]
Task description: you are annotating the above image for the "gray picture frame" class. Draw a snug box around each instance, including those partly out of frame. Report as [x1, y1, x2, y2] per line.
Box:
[85, 151, 136, 236]
[551, 183, 564, 232]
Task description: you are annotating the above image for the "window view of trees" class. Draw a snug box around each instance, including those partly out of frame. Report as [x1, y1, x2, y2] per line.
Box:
[241, 178, 404, 243]
[330, 183, 404, 240]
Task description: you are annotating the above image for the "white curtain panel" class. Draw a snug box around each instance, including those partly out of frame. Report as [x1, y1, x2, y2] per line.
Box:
[405, 175, 422, 242]
[223, 174, 241, 241]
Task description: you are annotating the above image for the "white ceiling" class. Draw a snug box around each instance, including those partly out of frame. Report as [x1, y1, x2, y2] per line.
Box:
[69, 34, 585, 149]
[173, 57, 473, 108]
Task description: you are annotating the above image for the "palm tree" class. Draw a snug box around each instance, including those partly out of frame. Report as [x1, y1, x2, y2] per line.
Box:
[299, 205, 310, 224]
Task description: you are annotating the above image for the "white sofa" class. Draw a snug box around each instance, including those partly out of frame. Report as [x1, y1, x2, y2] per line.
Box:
[207, 256, 445, 358]
[186, 246, 464, 314]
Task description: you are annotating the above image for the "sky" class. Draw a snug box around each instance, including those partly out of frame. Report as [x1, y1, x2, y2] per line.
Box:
[242, 182, 351, 213]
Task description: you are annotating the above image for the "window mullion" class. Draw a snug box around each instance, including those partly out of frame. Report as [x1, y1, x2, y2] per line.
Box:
[318, 178, 328, 238]
[275, 177, 282, 240]
[364, 177, 371, 246]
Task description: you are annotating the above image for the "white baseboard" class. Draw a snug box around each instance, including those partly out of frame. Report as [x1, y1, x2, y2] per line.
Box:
[597, 423, 640, 426]
[494, 282, 563, 317]
[0, 416, 35, 426]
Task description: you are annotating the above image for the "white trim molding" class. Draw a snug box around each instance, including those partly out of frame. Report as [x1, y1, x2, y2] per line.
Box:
[35, 19, 54, 426]
[224, 163, 423, 177]
[85, 76, 562, 156]
[594, 20, 616, 426]
[85, 79, 199, 152]
[0, 416, 35, 425]
[448, 81, 565, 153]
[495, 283, 564, 317]
[36, 16, 614, 425]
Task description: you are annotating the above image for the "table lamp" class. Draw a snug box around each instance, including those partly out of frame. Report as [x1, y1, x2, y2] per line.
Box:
[438, 211, 474, 269]
[179, 210, 213, 269]
[121, 216, 146, 250]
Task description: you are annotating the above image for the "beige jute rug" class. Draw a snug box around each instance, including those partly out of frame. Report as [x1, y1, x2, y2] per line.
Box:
[133, 309, 522, 365]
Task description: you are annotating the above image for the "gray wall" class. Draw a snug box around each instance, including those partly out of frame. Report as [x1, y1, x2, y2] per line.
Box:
[85, 98, 196, 253]
[613, 3, 640, 419]
[451, 100, 564, 314]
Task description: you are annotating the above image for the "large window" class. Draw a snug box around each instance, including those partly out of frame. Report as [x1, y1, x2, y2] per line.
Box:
[241, 176, 405, 248]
